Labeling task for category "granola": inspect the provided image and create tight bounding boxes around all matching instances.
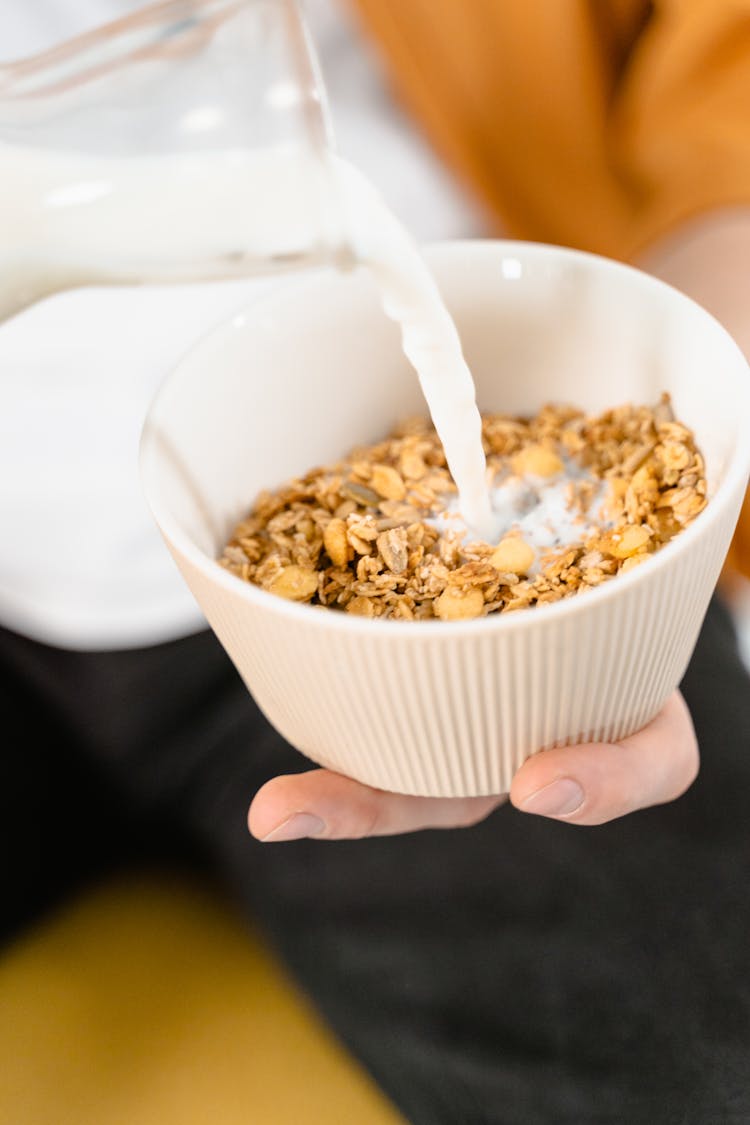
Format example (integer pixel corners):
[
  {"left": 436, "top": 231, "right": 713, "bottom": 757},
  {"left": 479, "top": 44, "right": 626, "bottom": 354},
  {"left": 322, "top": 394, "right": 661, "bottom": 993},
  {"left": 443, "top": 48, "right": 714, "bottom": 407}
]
[{"left": 219, "top": 395, "right": 707, "bottom": 620}]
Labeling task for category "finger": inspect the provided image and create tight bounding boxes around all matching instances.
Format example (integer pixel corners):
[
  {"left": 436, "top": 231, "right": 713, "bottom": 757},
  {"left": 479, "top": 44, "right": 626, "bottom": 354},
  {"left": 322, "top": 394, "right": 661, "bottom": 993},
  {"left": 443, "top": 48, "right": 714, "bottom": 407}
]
[
  {"left": 510, "top": 692, "right": 699, "bottom": 826},
  {"left": 249, "top": 768, "right": 505, "bottom": 842}
]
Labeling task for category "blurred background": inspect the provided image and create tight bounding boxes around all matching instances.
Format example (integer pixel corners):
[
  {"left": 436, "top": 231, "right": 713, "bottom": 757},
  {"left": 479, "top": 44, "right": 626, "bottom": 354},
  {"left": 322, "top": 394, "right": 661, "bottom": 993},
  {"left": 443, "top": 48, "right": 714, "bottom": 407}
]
[{"left": 1, "top": 2, "right": 749, "bottom": 1123}]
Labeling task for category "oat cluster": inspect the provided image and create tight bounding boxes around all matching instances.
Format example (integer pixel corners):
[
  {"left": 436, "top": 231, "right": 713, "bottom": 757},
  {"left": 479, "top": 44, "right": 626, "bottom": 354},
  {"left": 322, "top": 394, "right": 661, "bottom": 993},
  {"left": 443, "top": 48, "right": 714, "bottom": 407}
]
[{"left": 219, "top": 396, "right": 706, "bottom": 621}]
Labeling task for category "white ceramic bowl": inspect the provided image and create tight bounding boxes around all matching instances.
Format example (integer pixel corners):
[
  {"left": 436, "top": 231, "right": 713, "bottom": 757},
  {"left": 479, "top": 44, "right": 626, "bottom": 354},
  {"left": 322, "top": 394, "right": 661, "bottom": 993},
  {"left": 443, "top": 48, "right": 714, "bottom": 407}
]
[{"left": 140, "top": 241, "right": 750, "bottom": 796}]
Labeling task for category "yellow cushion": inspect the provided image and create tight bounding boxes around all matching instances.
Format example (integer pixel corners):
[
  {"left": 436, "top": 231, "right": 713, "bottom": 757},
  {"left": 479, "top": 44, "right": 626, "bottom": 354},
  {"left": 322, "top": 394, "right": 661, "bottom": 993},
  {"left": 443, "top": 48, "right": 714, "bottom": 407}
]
[{"left": 0, "top": 875, "right": 404, "bottom": 1125}]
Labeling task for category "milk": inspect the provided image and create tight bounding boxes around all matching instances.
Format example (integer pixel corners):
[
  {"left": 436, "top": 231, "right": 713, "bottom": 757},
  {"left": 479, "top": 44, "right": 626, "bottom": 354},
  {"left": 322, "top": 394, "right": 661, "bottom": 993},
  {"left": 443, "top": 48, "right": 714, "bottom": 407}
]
[
  {"left": 0, "top": 144, "right": 346, "bottom": 306},
  {"left": 434, "top": 461, "right": 612, "bottom": 573},
  {"left": 330, "top": 158, "right": 497, "bottom": 540},
  {"left": 0, "top": 140, "right": 497, "bottom": 538}
]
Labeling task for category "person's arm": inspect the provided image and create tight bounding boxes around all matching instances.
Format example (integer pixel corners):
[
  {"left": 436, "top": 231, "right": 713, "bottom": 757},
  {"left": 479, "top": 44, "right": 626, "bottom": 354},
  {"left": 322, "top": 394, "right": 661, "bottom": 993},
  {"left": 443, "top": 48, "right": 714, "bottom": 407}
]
[
  {"left": 637, "top": 209, "right": 750, "bottom": 363},
  {"left": 638, "top": 209, "right": 750, "bottom": 581}
]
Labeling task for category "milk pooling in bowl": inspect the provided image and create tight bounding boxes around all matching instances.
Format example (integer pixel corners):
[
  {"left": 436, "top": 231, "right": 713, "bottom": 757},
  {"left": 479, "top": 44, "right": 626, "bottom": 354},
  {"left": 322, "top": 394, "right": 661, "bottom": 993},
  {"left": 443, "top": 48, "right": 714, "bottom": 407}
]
[{"left": 0, "top": 140, "right": 498, "bottom": 540}]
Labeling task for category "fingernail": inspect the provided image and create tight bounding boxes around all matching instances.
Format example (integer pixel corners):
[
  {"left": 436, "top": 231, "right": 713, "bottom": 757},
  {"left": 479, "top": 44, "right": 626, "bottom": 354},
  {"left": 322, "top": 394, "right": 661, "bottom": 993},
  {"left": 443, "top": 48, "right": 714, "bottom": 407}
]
[
  {"left": 262, "top": 812, "right": 326, "bottom": 842},
  {"left": 520, "top": 778, "right": 584, "bottom": 818}
]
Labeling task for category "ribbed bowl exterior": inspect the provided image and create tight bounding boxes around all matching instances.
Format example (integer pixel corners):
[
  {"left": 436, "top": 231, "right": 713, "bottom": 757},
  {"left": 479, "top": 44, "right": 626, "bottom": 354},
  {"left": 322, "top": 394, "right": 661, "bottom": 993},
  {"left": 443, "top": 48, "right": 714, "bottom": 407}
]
[
  {"left": 141, "top": 241, "right": 750, "bottom": 797},
  {"left": 166, "top": 476, "right": 741, "bottom": 796}
]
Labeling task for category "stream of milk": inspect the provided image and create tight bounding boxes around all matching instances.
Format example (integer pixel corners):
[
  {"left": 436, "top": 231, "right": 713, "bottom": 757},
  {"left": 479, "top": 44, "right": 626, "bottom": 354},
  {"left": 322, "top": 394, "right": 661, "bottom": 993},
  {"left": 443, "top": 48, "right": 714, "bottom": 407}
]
[{"left": 0, "top": 141, "right": 498, "bottom": 538}]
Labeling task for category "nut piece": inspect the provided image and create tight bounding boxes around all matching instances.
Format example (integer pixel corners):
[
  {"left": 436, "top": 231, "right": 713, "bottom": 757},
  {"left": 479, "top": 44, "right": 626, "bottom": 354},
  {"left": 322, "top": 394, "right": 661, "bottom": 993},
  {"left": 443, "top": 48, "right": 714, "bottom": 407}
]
[
  {"left": 434, "top": 587, "right": 485, "bottom": 621},
  {"left": 268, "top": 565, "right": 318, "bottom": 601},
  {"left": 378, "top": 500, "right": 423, "bottom": 523},
  {"left": 377, "top": 527, "right": 409, "bottom": 574},
  {"left": 511, "top": 444, "right": 564, "bottom": 478},
  {"left": 334, "top": 498, "right": 357, "bottom": 520},
  {"left": 490, "top": 536, "right": 535, "bottom": 576},
  {"left": 601, "top": 524, "right": 651, "bottom": 559},
  {"left": 371, "top": 463, "right": 407, "bottom": 501},
  {"left": 347, "top": 532, "right": 374, "bottom": 556},
  {"left": 323, "top": 518, "right": 349, "bottom": 568},
  {"left": 620, "top": 554, "right": 648, "bottom": 573},
  {"left": 347, "top": 595, "right": 377, "bottom": 617},
  {"left": 399, "top": 449, "right": 427, "bottom": 480},
  {"left": 347, "top": 516, "right": 379, "bottom": 556}
]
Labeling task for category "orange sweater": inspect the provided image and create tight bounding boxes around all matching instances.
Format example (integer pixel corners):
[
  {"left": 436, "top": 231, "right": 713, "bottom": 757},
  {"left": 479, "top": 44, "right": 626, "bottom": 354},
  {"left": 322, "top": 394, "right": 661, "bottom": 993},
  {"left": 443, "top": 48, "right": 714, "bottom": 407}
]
[{"left": 351, "top": 0, "right": 750, "bottom": 574}]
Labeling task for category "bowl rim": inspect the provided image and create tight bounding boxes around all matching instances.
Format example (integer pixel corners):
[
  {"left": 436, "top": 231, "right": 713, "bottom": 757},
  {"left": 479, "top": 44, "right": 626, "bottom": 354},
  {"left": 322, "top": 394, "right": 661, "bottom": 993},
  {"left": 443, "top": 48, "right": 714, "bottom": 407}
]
[{"left": 140, "top": 238, "right": 750, "bottom": 640}]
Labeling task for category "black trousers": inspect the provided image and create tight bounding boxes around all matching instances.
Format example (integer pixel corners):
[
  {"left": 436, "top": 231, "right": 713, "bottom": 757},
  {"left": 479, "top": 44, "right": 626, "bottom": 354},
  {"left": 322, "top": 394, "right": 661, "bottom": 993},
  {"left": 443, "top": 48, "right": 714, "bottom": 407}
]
[{"left": 2, "top": 597, "right": 750, "bottom": 1125}]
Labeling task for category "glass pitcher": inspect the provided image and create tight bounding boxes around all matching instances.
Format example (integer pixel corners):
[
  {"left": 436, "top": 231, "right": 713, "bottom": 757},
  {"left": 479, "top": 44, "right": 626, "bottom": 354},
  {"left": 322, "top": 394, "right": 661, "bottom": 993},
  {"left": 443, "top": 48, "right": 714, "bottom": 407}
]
[{"left": 0, "top": 0, "right": 352, "bottom": 322}]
